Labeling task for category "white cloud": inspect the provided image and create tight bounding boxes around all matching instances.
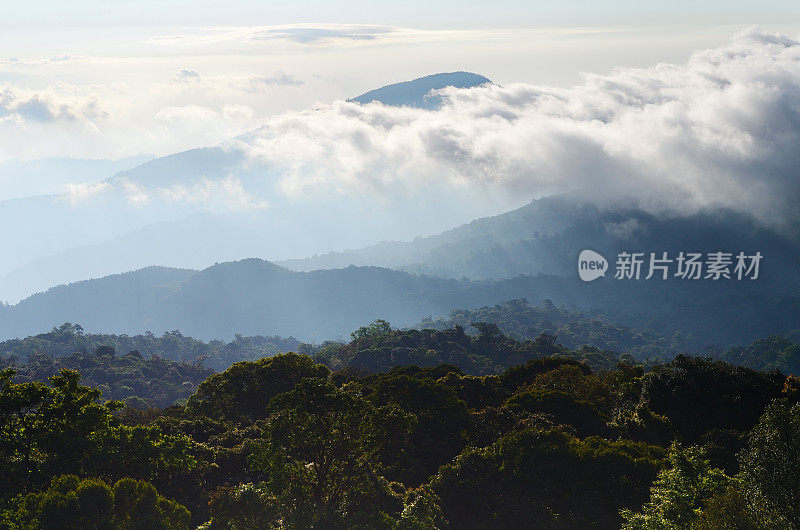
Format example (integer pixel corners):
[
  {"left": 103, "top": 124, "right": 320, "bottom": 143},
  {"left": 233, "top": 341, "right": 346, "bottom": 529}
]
[
  {"left": 235, "top": 27, "right": 800, "bottom": 229},
  {"left": 62, "top": 181, "right": 112, "bottom": 205},
  {"left": 244, "top": 72, "right": 303, "bottom": 89},
  {"left": 223, "top": 104, "right": 255, "bottom": 122},
  {"left": 1, "top": 54, "right": 82, "bottom": 66},
  {"left": 148, "top": 23, "right": 510, "bottom": 51},
  {"left": 119, "top": 178, "right": 150, "bottom": 205},
  {"left": 5, "top": 27, "right": 800, "bottom": 232},
  {"left": 153, "top": 104, "right": 218, "bottom": 124},
  {"left": 151, "top": 24, "right": 401, "bottom": 47},
  {"left": 0, "top": 84, "right": 107, "bottom": 123},
  {"left": 67, "top": 174, "right": 267, "bottom": 212},
  {"left": 175, "top": 68, "right": 201, "bottom": 82},
  {"left": 0, "top": 66, "right": 306, "bottom": 161},
  {"left": 157, "top": 175, "right": 269, "bottom": 211},
  {"left": 148, "top": 23, "right": 637, "bottom": 51},
  {"left": 161, "top": 71, "right": 303, "bottom": 96}
]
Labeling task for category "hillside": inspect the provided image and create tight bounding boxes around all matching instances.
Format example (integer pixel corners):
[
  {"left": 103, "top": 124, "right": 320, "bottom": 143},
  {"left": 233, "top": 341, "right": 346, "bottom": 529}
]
[
  {"left": 0, "top": 72, "right": 506, "bottom": 304},
  {"left": 349, "top": 71, "right": 492, "bottom": 108},
  {"left": 4, "top": 331, "right": 800, "bottom": 528},
  {"left": 2, "top": 257, "right": 799, "bottom": 348},
  {"left": 1, "top": 343, "right": 212, "bottom": 408},
  {"left": 0, "top": 155, "right": 151, "bottom": 201},
  {"left": 280, "top": 194, "right": 800, "bottom": 284},
  {"left": 414, "top": 299, "right": 700, "bottom": 359},
  {"left": 0, "top": 322, "right": 300, "bottom": 372}
]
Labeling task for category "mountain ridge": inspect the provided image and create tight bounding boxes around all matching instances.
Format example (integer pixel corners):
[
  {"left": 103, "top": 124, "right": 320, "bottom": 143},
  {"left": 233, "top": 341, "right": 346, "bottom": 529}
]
[
  {"left": 349, "top": 71, "right": 492, "bottom": 109},
  {"left": 2, "top": 255, "right": 798, "bottom": 348}
]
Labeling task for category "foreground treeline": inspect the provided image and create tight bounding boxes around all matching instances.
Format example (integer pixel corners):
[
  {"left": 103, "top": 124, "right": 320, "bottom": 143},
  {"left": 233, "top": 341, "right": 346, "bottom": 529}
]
[{"left": 2, "top": 323, "right": 800, "bottom": 529}]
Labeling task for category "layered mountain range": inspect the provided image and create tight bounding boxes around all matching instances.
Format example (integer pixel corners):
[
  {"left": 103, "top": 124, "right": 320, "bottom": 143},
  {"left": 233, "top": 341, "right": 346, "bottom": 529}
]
[{"left": 1, "top": 71, "right": 798, "bottom": 350}]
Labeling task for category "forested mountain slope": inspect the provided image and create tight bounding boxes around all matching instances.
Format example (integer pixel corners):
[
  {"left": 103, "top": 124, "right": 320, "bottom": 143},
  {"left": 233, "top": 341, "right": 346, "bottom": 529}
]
[{"left": 2, "top": 257, "right": 799, "bottom": 348}]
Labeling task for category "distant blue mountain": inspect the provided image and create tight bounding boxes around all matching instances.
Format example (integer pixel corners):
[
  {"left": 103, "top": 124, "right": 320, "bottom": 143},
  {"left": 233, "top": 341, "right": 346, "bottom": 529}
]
[
  {"left": 0, "top": 72, "right": 496, "bottom": 296},
  {"left": 1, "top": 251, "right": 798, "bottom": 346},
  {"left": 0, "top": 155, "right": 151, "bottom": 201},
  {"left": 349, "top": 72, "right": 491, "bottom": 109}
]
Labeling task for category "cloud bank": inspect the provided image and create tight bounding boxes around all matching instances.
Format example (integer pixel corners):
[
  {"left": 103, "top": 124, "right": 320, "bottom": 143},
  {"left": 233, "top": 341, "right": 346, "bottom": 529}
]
[
  {"left": 0, "top": 84, "right": 106, "bottom": 123},
  {"left": 236, "top": 27, "right": 800, "bottom": 229},
  {"left": 149, "top": 24, "right": 490, "bottom": 49}
]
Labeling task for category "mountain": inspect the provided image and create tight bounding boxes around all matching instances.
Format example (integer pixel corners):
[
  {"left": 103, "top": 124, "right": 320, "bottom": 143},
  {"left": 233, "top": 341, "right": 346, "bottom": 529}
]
[
  {"left": 349, "top": 72, "right": 491, "bottom": 109},
  {"left": 0, "top": 259, "right": 470, "bottom": 341},
  {"left": 1, "top": 73, "right": 798, "bottom": 318},
  {"left": 279, "top": 194, "right": 800, "bottom": 286},
  {"left": 0, "top": 214, "right": 267, "bottom": 304},
  {"left": 0, "top": 73, "right": 510, "bottom": 302},
  {"left": 0, "top": 155, "right": 151, "bottom": 201},
  {"left": 1, "top": 257, "right": 799, "bottom": 348},
  {"left": 279, "top": 194, "right": 584, "bottom": 274}
]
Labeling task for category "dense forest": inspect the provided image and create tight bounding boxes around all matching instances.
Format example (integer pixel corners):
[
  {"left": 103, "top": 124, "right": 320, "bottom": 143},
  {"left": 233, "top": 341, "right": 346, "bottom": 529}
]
[
  {"left": 1, "top": 320, "right": 800, "bottom": 528},
  {"left": 0, "top": 323, "right": 301, "bottom": 371},
  {"left": 415, "top": 299, "right": 800, "bottom": 373},
  {"left": 414, "top": 299, "right": 701, "bottom": 359}
]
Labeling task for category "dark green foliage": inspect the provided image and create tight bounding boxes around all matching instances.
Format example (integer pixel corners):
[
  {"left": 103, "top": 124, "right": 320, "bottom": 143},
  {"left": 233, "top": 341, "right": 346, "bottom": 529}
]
[
  {"left": 367, "top": 374, "right": 471, "bottom": 486},
  {"left": 0, "top": 369, "right": 205, "bottom": 525},
  {"left": 720, "top": 335, "right": 800, "bottom": 375},
  {"left": 640, "top": 355, "right": 786, "bottom": 441},
  {"left": 204, "top": 483, "right": 280, "bottom": 529},
  {"left": 186, "top": 353, "right": 330, "bottom": 424},
  {"left": 243, "top": 379, "right": 413, "bottom": 528},
  {"left": 417, "top": 298, "right": 698, "bottom": 359},
  {"left": 505, "top": 389, "right": 610, "bottom": 437},
  {"left": 0, "top": 369, "right": 120, "bottom": 500},
  {"left": 4, "top": 474, "right": 189, "bottom": 530},
  {"left": 620, "top": 444, "right": 731, "bottom": 529},
  {"left": 435, "top": 372, "right": 506, "bottom": 410},
  {"left": 0, "top": 323, "right": 300, "bottom": 372},
  {"left": 431, "top": 428, "right": 664, "bottom": 529},
  {"left": 2, "top": 346, "right": 212, "bottom": 408},
  {"left": 3, "top": 322, "right": 799, "bottom": 529},
  {"left": 739, "top": 399, "right": 800, "bottom": 528},
  {"left": 324, "top": 320, "right": 619, "bottom": 375},
  {"left": 698, "top": 429, "right": 746, "bottom": 476},
  {"left": 500, "top": 356, "right": 591, "bottom": 391},
  {"left": 694, "top": 483, "right": 764, "bottom": 530}
]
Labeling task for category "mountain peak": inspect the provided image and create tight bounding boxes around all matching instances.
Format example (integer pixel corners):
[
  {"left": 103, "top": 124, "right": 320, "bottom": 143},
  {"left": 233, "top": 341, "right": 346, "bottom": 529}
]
[
  {"left": 204, "top": 258, "right": 289, "bottom": 275},
  {"left": 349, "top": 72, "right": 491, "bottom": 109}
]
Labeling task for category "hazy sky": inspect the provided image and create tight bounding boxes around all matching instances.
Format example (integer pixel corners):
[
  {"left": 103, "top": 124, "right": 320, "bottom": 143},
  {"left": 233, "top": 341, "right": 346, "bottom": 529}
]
[{"left": 1, "top": 2, "right": 799, "bottom": 161}]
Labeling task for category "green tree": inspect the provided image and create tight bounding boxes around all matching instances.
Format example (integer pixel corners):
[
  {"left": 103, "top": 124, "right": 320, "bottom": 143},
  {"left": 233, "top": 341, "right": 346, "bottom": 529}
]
[
  {"left": 186, "top": 353, "right": 330, "bottom": 423},
  {"left": 432, "top": 427, "right": 662, "bottom": 529},
  {"left": 112, "top": 477, "right": 190, "bottom": 529},
  {"left": 641, "top": 356, "right": 784, "bottom": 442},
  {"left": 693, "top": 483, "right": 763, "bottom": 530},
  {"left": 203, "top": 483, "right": 280, "bottom": 530},
  {"left": 368, "top": 374, "right": 471, "bottom": 486},
  {"left": 5, "top": 475, "right": 189, "bottom": 530},
  {"left": 739, "top": 399, "right": 800, "bottom": 528},
  {"left": 620, "top": 444, "right": 731, "bottom": 529},
  {"left": 0, "top": 369, "right": 122, "bottom": 499},
  {"left": 0, "top": 368, "right": 203, "bottom": 520},
  {"left": 351, "top": 320, "right": 393, "bottom": 342},
  {"left": 247, "top": 379, "right": 413, "bottom": 528}
]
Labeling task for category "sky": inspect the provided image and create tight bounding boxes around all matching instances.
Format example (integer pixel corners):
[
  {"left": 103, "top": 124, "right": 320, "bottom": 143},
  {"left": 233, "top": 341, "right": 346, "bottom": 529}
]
[
  {"left": 1, "top": 2, "right": 800, "bottom": 304},
  {"left": 2, "top": 1, "right": 800, "bottom": 162}
]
